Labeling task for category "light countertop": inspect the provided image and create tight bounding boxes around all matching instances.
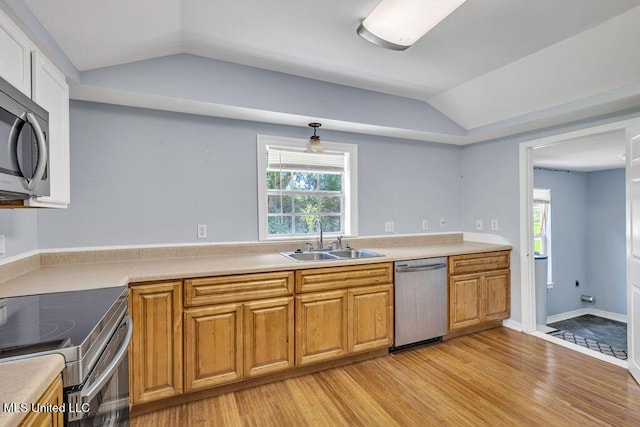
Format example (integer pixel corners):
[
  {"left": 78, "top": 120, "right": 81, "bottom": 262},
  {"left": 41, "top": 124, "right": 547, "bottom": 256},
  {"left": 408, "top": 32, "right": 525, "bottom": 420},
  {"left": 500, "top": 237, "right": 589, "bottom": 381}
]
[
  {"left": 0, "top": 354, "right": 65, "bottom": 427},
  {"left": 0, "top": 240, "right": 511, "bottom": 298}
]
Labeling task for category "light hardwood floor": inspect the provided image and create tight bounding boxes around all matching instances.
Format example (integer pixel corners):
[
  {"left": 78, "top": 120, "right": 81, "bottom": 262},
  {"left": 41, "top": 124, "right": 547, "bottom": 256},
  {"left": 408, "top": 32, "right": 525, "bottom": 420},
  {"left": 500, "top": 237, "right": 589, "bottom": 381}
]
[{"left": 131, "top": 327, "right": 640, "bottom": 426}]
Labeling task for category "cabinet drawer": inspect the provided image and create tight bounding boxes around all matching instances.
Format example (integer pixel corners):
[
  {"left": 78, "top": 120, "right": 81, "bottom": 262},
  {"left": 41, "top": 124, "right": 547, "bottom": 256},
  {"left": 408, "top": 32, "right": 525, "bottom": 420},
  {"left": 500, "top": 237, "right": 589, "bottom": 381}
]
[
  {"left": 295, "top": 263, "right": 393, "bottom": 293},
  {"left": 449, "top": 251, "right": 510, "bottom": 275},
  {"left": 184, "top": 271, "right": 294, "bottom": 306}
]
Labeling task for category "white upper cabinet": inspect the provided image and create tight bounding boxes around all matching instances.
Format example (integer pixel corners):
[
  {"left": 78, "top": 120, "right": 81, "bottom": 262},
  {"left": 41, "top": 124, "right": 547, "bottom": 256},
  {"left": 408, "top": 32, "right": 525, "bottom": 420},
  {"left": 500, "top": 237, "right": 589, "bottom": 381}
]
[
  {"left": 26, "top": 51, "right": 70, "bottom": 208},
  {"left": 0, "top": 7, "right": 70, "bottom": 208},
  {"left": 0, "top": 8, "right": 32, "bottom": 97}
]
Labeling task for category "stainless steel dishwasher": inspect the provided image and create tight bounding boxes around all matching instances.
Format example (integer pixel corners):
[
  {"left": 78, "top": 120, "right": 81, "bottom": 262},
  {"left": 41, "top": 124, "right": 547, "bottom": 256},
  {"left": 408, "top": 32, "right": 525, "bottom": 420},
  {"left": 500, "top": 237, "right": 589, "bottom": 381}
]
[{"left": 393, "top": 257, "right": 448, "bottom": 349}]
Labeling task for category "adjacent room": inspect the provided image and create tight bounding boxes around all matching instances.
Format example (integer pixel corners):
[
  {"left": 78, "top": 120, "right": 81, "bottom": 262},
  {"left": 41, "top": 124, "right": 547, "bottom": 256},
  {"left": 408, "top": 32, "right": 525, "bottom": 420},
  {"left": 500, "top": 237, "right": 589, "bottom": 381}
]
[{"left": 531, "top": 130, "right": 628, "bottom": 362}]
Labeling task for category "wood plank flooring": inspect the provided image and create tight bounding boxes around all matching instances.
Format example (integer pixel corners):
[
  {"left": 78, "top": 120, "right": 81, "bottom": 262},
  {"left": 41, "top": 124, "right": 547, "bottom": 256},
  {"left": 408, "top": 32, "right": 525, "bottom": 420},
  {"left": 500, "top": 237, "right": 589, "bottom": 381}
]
[{"left": 131, "top": 327, "right": 640, "bottom": 426}]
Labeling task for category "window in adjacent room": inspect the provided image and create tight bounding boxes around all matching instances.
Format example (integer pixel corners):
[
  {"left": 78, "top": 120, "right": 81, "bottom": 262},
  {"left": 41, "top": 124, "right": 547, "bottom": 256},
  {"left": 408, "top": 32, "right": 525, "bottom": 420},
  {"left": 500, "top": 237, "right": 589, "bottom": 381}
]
[
  {"left": 257, "top": 135, "right": 358, "bottom": 240},
  {"left": 533, "top": 187, "right": 553, "bottom": 283},
  {"left": 533, "top": 188, "right": 551, "bottom": 256}
]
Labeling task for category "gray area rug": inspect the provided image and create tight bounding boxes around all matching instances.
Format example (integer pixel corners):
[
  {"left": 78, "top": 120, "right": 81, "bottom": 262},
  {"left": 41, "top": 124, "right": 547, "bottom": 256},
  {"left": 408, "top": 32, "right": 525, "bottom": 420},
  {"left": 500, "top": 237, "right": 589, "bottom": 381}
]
[
  {"left": 547, "top": 314, "right": 627, "bottom": 349},
  {"left": 548, "top": 329, "right": 627, "bottom": 360}
]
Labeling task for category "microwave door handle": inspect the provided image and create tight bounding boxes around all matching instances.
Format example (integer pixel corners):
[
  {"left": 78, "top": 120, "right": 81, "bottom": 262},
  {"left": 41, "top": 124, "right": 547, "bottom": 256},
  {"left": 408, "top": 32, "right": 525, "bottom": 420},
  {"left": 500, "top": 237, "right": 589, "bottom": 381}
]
[
  {"left": 25, "top": 112, "right": 48, "bottom": 191},
  {"left": 79, "top": 315, "right": 133, "bottom": 404},
  {"left": 7, "top": 115, "right": 25, "bottom": 175}
]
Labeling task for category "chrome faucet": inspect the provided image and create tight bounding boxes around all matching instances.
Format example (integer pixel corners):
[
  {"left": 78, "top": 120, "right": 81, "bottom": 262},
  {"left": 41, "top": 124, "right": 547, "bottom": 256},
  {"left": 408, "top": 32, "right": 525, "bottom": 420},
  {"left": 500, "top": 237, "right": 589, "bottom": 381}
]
[{"left": 315, "top": 218, "right": 324, "bottom": 250}]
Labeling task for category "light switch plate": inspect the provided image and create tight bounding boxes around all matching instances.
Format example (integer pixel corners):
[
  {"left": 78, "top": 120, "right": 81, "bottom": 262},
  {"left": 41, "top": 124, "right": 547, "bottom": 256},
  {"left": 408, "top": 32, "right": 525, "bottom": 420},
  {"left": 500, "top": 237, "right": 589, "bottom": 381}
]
[
  {"left": 440, "top": 219, "right": 446, "bottom": 228},
  {"left": 475, "top": 220, "right": 483, "bottom": 231}
]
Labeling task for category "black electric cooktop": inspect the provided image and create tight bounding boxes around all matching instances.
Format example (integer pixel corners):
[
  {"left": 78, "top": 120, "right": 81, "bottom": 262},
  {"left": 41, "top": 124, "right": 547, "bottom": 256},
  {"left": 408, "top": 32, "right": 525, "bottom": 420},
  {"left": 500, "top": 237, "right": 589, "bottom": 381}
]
[{"left": 0, "top": 286, "right": 127, "bottom": 360}]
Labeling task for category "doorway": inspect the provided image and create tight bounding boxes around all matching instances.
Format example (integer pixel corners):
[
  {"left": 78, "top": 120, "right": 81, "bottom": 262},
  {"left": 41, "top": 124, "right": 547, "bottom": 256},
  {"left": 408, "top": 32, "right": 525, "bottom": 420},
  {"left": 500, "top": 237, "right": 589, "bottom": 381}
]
[{"left": 519, "top": 119, "right": 638, "bottom": 368}]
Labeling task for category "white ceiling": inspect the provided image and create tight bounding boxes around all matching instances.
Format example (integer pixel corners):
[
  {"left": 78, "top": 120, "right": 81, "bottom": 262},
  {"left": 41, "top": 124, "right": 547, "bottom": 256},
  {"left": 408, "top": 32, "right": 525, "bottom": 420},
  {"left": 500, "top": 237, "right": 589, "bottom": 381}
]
[
  {"left": 532, "top": 129, "right": 626, "bottom": 172},
  {"left": 18, "top": 0, "right": 640, "bottom": 135}
]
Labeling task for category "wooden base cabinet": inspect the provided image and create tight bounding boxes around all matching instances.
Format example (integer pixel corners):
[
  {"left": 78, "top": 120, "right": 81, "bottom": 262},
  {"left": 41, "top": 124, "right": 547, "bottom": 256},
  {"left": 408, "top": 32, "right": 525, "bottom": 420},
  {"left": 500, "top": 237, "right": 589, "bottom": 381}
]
[
  {"left": 184, "top": 303, "right": 243, "bottom": 391},
  {"left": 296, "top": 264, "right": 394, "bottom": 366},
  {"left": 349, "top": 284, "right": 393, "bottom": 353},
  {"left": 295, "top": 290, "right": 348, "bottom": 366},
  {"left": 129, "top": 281, "right": 183, "bottom": 405},
  {"left": 19, "top": 375, "right": 63, "bottom": 427},
  {"left": 244, "top": 297, "right": 294, "bottom": 378},
  {"left": 184, "top": 297, "right": 294, "bottom": 391},
  {"left": 448, "top": 251, "right": 510, "bottom": 332}
]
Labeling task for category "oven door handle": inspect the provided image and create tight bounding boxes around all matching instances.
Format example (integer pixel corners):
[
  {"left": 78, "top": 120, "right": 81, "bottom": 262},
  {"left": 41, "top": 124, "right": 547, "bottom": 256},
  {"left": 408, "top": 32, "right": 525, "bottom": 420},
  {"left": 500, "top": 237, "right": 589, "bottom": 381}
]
[{"left": 80, "top": 315, "right": 132, "bottom": 403}]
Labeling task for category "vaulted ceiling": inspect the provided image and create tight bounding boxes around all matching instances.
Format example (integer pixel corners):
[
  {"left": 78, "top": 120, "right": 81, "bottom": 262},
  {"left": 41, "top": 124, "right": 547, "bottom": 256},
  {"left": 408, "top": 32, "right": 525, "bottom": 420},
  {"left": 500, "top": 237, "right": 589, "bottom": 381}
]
[{"left": 16, "top": 0, "right": 640, "bottom": 143}]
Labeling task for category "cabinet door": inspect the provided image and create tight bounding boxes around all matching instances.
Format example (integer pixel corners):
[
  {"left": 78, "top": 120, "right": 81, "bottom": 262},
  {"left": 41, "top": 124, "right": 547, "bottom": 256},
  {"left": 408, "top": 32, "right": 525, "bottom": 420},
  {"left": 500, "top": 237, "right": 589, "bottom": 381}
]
[
  {"left": 19, "top": 375, "right": 63, "bottom": 427},
  {"left": 295, "top": 290, "right": 348, "bottom": 366},
  {"left": 244, "top": 297, "right": 294, "bottom": 377},
  {"left": 129, "top": 282, "right": 183, "bottom": 404},
  {"left": 26, "top": 51, "right": 70, "bottom": 208},
  {"left": 483, "top": 269, "right": 511, "bottom": 321},
  {"left": 184, "top": 304, "right": 243, "bottom": 391},
  {"left": 0, "top": 8, "right": 32, "bottom": 97},
  {"left": 449, "top": 274, "right": 482, "bottom": 330},
  {"left": 348, "top": 284, "right": 393, "bottom": 353}
]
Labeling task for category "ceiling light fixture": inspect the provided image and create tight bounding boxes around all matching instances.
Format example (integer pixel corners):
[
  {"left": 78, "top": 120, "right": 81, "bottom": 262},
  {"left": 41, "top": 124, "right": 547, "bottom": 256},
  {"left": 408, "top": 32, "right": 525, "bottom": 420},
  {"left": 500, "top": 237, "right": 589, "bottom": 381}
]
[
  {"left": 305, "top": 123, "right": 325, "bottom": 153},
  {"left": 357, "top": 0, "right": 467, "bottom": 51}
]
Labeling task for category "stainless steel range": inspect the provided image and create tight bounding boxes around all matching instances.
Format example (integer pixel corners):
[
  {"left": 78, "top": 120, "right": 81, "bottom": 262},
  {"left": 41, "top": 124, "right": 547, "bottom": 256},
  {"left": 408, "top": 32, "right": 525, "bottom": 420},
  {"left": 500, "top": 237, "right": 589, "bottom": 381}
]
[{"left": 0, "top": 286, "right": 131, "bottom": 426}]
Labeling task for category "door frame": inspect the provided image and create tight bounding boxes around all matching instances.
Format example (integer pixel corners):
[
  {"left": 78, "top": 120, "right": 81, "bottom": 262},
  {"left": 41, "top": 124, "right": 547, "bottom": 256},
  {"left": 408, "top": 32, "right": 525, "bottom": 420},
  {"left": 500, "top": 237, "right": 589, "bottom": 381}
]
[{"left": 518, "top": 118, "right": 640, "bottom": 350}]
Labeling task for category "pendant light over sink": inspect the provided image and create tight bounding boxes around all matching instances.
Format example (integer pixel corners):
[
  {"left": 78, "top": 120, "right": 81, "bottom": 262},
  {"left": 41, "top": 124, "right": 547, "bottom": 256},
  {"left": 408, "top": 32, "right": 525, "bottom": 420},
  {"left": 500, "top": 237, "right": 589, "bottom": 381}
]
[
  {"left": 305, "top": 122, "right": 325, "bottom": 153},
  {"left": 357, "top": 0, "right": 467, "bottom": 51}
]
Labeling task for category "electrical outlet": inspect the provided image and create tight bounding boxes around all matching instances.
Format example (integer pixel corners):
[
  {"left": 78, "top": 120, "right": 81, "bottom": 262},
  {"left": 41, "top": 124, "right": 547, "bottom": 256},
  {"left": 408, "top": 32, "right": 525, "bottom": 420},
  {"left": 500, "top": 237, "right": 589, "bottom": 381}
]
[
  {"left": 384, "top": 221, "right": 394, "bottom": 232},
  {"left": 475, "top": 220, "right": 483, "bottom": 231},
  {"left": 440, "top": 219, "right": 446, "bottom": 229},
  {"left": 491, "top": 219, "right": 499, "bottom": 231},
  {"left": 0, "top": 233, "right": 4, "bottom": 256},
  {"left": 422, "top": 220, "right": 429, "bottom": 230},
  {"left": 197, "top": 224, "right": 207, "bottom": 239}
]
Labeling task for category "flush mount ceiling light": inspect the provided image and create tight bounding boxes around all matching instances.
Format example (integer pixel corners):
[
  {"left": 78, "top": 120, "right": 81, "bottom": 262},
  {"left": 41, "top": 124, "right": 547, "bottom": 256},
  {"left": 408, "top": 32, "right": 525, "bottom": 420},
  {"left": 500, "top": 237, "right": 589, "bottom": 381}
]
[
  {"left": 305, "top": 122, "right": 325, "bottom": 153},
  {"left": 357, "top": 0, "right": 467, "bottom": 51}
]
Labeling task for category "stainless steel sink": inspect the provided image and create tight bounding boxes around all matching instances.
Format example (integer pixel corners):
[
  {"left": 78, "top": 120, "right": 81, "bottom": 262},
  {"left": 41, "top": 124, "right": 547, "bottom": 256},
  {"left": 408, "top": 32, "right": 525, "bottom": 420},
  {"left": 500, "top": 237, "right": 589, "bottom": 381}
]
[
  {"left": 281, "top": 251, "right": 338, "bottom": 262},
  {"left": 328, "top": 249, "right": 383, "bottom": 259},
  {"left": 281, "top": 248, "right": 383, "bottom": 262}
]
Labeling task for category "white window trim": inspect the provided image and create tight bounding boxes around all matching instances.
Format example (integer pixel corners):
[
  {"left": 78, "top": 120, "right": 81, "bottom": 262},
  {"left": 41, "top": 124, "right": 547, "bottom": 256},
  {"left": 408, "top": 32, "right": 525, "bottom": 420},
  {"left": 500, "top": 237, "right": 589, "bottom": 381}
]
[
  {"left": 534, "top": 188, "right": 553, "bottom": 285},
  {"left": 257, "top": 134, "right": 358, "bottom": 241}
]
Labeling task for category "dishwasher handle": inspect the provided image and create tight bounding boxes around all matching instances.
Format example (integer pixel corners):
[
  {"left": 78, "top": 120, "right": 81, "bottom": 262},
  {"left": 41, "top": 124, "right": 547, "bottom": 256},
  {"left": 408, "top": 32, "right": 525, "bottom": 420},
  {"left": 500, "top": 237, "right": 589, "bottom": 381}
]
[{"left": 395, "top": 263, "right": 447, "bottom": 273}]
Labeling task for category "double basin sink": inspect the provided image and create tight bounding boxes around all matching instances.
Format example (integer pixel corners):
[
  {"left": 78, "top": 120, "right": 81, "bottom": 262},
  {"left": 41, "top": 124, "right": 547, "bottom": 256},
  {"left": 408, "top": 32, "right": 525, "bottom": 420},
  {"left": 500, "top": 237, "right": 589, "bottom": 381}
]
[{"left": 281, "top": 248, "right": 383, "bottom": 262}]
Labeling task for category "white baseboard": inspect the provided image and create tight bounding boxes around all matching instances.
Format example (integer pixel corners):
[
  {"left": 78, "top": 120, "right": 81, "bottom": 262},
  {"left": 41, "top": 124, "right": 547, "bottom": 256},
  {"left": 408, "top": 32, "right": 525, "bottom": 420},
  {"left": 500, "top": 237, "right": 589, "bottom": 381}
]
[
  {"left": 502, "top": 318, "right": 522, "bottom": 331},
  {"left": 588, "top": 308, "right": 628, "bottom": 323},
  {"left": 546, "top": 307, "right": 627, "bottom": 324},
  {"left": 546, "top": 308, "right": 590, "bottom": 324}
]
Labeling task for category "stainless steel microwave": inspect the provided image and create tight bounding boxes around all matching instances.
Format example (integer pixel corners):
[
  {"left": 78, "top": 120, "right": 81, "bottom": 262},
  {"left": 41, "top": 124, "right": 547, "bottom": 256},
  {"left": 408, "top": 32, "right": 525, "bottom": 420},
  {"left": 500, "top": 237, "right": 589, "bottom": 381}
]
[{"left": 0, "top": 75, "right": 50, "bottom": 200}]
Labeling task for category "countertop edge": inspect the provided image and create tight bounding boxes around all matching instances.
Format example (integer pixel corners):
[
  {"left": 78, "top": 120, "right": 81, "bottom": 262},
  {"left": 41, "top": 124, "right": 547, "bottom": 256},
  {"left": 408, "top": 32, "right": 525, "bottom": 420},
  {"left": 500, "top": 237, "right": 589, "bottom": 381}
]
[{"left": 0, "top": 354, "right": 65, "bottom": 427}]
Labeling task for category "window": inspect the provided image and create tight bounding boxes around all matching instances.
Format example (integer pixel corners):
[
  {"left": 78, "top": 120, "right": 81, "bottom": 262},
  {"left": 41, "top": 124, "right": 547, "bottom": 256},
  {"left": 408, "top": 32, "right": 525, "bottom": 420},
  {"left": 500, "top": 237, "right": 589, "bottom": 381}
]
[
  {"left": 257, "top": 135, "right": 357, "bottom": 240},
  {"left": 533, "top": 188, "right": 550, "bottom": 255}
]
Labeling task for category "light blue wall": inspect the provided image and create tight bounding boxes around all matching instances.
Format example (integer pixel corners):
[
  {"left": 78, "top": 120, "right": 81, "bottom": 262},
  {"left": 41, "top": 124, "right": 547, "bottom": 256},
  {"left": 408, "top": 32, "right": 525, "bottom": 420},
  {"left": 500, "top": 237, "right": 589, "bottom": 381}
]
[
  {"left": 0, "top": 210, "right": 38, "bottom": 258},
  {"left": 586, "top": 168, "right": 626, "bottom": 314},
  {"left": 534, "top": 168, "right": 589, "bottom": 316},
  {"left": 79, "top": 54, "right": 465, "bottom": 136},
  {"left": 461, "top": 139, "right": 522, "bottom": 321},
  {"left": 532, "top": 168, "right": 626, "bottom": 317},
  {"left": 35, "top": 101, "right": 463, "bottom": 249}
]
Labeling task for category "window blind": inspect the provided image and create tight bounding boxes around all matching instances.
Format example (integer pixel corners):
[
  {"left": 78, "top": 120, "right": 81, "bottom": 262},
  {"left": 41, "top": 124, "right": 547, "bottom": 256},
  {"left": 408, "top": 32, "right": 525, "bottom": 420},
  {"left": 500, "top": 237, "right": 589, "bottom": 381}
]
[{"left": 267, "top": 146, "right": 345, "bottom": 172}]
